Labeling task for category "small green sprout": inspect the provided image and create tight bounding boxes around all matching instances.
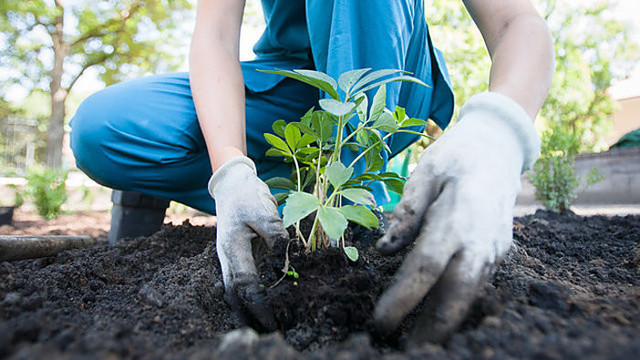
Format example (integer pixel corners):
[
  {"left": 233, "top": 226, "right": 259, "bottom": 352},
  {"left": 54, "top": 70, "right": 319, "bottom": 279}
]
[{"left": 286, "top": 267, "right": 300, "bottom": 279}]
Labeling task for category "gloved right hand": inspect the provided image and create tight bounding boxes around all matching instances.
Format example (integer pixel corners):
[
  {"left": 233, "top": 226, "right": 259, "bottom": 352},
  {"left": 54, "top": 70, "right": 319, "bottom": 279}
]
[{"left": 208, "top": 156, "right": 288, "bottom": 331}]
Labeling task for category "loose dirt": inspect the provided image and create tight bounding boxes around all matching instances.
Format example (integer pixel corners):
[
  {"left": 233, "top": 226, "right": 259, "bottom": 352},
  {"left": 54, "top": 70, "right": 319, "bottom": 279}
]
[{"left": 1, "top": 210, "right": 639, "bottom": 359}]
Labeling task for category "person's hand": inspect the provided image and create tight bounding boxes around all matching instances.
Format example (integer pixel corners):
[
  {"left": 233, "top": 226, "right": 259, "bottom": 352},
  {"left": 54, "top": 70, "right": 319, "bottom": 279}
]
[
  {"left": 373, "top": 92, "right": 540, "bottom": 345},
  {"left": 208, "top": 156, "right": 288, "bottom": 332}
]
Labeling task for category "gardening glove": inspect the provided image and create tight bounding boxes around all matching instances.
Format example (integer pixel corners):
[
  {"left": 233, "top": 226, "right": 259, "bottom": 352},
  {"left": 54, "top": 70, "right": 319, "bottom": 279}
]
[
  {"left": 208, "top": 156, "right": 288, "bottom": 332},
  {"left": 374, "top": 92, "right": 540, "bottom": 345}
]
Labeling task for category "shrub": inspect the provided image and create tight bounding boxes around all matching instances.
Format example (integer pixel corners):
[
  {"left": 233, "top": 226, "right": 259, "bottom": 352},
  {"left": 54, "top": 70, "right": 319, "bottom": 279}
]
[
  {"left": 25, "top": 167, "right": 69, "bottom": 219},
  {"left": 530, "top": 128, "right": 603, "bottom": 213}
]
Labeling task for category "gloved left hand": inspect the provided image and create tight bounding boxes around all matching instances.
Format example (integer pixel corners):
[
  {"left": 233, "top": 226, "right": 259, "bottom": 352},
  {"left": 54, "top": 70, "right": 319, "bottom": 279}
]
[
  {"left": 208, "top": 156, "right": 288, "bottom": 331},
  {"left": 373, "top": 92, "right": 540, "bottom": 345}
]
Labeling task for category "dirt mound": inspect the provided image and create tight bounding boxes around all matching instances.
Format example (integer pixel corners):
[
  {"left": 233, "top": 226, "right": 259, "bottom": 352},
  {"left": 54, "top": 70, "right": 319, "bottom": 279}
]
[{"left": 1, "top": 212, "right": 639, "bottom": 359}]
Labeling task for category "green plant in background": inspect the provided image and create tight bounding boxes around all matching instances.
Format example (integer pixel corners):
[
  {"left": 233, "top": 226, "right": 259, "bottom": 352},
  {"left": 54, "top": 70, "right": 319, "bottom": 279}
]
[
  {"left": 530, "top": 128, "right": 604, "bottom": 213},
  {"left": 261, "top": 68, "right": 431, "bottom": 255},
  {"left": 6, "top": 184, "right": 24, "bottom": 208},
  {"left": 25, "top": 168, "right": 69, "bottom": 219}
]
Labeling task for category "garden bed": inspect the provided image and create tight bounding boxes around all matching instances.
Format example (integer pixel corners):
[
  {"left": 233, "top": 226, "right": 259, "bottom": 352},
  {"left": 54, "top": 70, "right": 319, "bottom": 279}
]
[{"left": 1, "top": 210, "right": 639, "bottom": 359}]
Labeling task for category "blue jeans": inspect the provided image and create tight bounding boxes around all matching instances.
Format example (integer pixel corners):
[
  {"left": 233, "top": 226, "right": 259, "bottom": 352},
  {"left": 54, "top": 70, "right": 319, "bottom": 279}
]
[{"left": 70, "top": 72, "right": 319, "bottom": 214}]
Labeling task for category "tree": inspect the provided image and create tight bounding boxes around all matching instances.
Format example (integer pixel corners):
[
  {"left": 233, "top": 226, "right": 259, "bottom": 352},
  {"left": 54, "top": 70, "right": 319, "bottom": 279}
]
[
  {"left": 0, "top": 0, "right": 193, "bottom": 169},
  {"left": 537, "top": 0, "right": 637, "bottom": 151}
]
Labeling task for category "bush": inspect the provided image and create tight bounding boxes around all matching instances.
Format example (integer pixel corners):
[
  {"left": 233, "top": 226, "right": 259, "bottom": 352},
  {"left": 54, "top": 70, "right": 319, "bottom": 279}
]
[
  {"left": 25, "top": 167, "right": 69, "bottom": 219},
  {"left": 530, "top": 128, "right": 603, "bottom": 213}
]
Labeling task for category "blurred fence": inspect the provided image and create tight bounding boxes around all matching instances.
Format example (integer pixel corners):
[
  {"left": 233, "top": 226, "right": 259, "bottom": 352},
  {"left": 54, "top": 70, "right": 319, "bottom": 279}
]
[{"left": 1, "top": 117, "right": 38, "bottom": 175}]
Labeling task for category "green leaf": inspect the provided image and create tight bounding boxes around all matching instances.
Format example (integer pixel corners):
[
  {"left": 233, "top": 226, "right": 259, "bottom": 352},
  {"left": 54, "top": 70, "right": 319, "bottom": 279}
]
[
  {"left": 355, "top": 75, "right": 429, "bottom": 95},
  {"left": 338, "top": 68, "right": 371, "bottom": 94},
  {"left": 291, "top": 122, "right": 318, "bottom": 138},
  {"left": 400, "top": 118, "right": 427, "bottom": 127},
  {"left": 379, "top": 172, "right": 404, "bottom": 179},
  {"left": 350, "top": 69, "right": 407, "bottom": 96},
  {"left": 393, "top": 106, "right": 406, "bottom": 122},
  {"left": 301, "top": 167, "right": 317, "bottom": 189},
  {"left": 300, "top": 107, "right": 315, "bottom": 124},
  {"left": 265, "top": 177, "right": 297, "bottom": 191},
  {"left": 311, "top": 111, "right": 334, "bottom": 142},
  {"left": 343, "top": 246, "right": 359, "bottom": 262},
  {"left": 265, "top": 148, "right": 291, "bottom": 158},
  {"left": 345, "top": 143, "right": 361, "bottom": 152},
  {"left": 338, "top": 205, "right": 379, "bottom": 229},
  {"left": 383, "top": 178, "right": 406, "bottom": 195},
  {"left": 355, "top": 130, "right": 368, "bottom": 149},
  {"left": 344, "top": 185, "right": 373, "bottom": 192},
  {"left": 285, "top": 123, "right": 302, "bottom": 151},
  {"left": 368, "top": 128, "right": 392, "bottom": 153},
  {"left": 259, "top": 69, "right": 340, "bottom": 100},
  {"left": 299, "top": 148, "right": 320, "bottom": 162},
  {"left": 355, "top": 93, "right": 369, "bottom": 123},
  {"left": 272, "top": 119, "right": 287, "bottom": 138},
  {"left": 365, "top": 151, "right": 385, "bottom": 173},
  {"left": 317, "top": 206, "right": 348, "bottom": 240},
  {"left": 369, "top": 84, "right": 387, "bottom": 122},
  {"left": 274, "top": 192, "right": 289, "bottom": 206},
  {"left": 347, "top": 173, "right": 383, "bottom": 184},
  {"left": 319, "top": 99, "right": 356, "bottom": 117},
  {"left": 297, "top": 133, "right": 316, "bottom": 148},
  {"left": 293, "top": 69, "right": 339, "bottom": 95},
  {"left": 339, "top": 188, "right": 376, "bottom": 206},
  {"left": 282, "top": 192, "right": 321, "bottom": 227},
  {"left": 326, "top": 161, "right": 354, "bottom": 189},
  {"left": 264, "top": 133, "right": 290, "bottom": 153},
  {"left": 373, "top": 111, "right": 398, "bottom": 133}
]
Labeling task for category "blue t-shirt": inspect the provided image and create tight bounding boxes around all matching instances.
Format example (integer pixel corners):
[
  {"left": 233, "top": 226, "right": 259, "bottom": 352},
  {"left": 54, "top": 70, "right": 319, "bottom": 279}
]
[{"left": 242, "top": 0, "right": 455, "bottom": 205}]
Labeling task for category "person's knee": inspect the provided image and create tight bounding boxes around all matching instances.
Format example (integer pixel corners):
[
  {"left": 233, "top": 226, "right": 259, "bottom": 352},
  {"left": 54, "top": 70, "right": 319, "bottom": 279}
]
[{"left": 70, "top": 89, "right": 118, "bottom": 183}]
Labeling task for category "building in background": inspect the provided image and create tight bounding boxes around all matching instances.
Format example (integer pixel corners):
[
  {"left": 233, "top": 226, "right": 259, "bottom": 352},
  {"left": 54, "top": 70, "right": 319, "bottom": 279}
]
[{"left": 607, "top": 66, "right": 640, "bottom": 147}]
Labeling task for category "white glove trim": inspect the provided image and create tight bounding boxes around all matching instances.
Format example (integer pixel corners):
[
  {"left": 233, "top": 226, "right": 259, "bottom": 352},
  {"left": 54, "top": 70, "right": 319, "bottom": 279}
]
[
  {"left": 208, "top": 156, "right": 258, "bottom": 199},
  {"left": 458, "top": 92, "right": 541, "bottom": 173}
]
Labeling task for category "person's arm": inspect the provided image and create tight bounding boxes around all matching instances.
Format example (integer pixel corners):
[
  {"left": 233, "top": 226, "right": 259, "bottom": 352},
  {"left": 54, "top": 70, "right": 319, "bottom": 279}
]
[
  {"left": 464, "top": 0, "right": 554, "bottom": 118},
  {"left": 190, "top": 0, "right": 247, "bottom": 171},
  {"left": 373, "top": 0, "right": 554, "bottom": 345},
  {"left": 190, "top": 0, "right": 286, "bottom": 331}
]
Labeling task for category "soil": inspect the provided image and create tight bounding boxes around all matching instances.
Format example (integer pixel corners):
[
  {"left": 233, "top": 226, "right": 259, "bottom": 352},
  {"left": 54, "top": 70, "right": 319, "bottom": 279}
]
[{"left": 1, "top": 210, "right": 639, "bottom": 359}]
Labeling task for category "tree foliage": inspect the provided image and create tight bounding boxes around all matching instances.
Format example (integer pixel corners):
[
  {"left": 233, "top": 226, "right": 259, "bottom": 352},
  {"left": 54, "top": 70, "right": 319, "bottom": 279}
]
[
  {"left": 0, "top": 0, "right": 194, "bottom": 168},
  {"left": 537, "top": 0, "right": 637, "bottom": 151},
  {"left": 423, "top": 0, "right": 637, "bottom": 152}
]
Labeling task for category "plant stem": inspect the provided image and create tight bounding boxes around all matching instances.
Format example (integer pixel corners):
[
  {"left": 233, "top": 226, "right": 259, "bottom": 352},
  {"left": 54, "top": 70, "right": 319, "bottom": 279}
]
[
  {"left": 290, "top": 153, "right": 308, "bottom": 245},
  {"left": 348, "top": 133, "right": 393, "bottom": 168},
  {"left": 292, "top": 151, "right": 302, "bottom": 192},
  {"left": 308, "top": 213, "right": 320, "bottom": 251}
]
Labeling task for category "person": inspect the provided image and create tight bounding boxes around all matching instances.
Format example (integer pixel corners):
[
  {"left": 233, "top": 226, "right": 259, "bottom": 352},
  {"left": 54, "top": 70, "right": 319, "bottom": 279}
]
[{"left": 70, "top": 0, "right": 553, "bottom": 345}]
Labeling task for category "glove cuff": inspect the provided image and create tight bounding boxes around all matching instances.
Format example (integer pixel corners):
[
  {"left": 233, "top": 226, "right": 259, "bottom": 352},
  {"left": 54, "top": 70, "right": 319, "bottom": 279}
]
[
  {"left": 459, "top": 92, "right": 541, "bottom": 173},
  {"left": 208, "top": 156, "right": 257, "bottom": 199}
]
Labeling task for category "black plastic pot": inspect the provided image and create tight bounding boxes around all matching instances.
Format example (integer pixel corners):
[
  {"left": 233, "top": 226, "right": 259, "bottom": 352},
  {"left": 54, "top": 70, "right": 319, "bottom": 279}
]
[{"left": 0, "top": 206, "right": 15, "bottom": 226}]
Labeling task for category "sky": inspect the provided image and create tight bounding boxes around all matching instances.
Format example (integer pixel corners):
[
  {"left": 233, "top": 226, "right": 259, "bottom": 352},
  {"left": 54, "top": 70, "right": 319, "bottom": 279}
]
[{"left": 607, "top": 0, "right": 640, "bottom": 99}]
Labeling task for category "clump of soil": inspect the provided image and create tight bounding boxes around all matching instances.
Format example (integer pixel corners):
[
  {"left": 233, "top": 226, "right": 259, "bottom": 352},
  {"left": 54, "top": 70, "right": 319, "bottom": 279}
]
[
  {"left": 1, "top": 211, "right": 639, "bottom": 359},
  {"left": 258, "top": 236, "right": 405, "bottom": 351}
]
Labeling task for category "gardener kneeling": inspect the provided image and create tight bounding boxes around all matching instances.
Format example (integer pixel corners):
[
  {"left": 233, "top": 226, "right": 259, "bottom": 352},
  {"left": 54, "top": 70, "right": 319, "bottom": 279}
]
[{"left": 70, "top": 0, "right": 553, "bottom": 345}]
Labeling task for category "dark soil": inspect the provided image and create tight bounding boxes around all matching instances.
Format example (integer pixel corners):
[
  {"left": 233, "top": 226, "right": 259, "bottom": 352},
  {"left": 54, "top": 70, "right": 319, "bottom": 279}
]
[{"left": 1, "top": 211, "right": 639, "bottom": 359}]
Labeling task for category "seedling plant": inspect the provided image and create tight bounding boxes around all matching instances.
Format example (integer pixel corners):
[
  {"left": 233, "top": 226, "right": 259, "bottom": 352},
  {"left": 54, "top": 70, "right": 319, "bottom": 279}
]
[
  {"left": 530, "top": 127, "right": 603, "bottom": 213},
  {"left": 260, "top": 68, "right": 432, "bottom": 259}
]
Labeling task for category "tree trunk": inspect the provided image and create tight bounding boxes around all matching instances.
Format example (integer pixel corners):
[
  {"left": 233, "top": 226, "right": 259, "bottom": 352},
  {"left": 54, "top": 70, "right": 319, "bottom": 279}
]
[{"left": 46, "top": 1, "right": 68, "bottom": 169}]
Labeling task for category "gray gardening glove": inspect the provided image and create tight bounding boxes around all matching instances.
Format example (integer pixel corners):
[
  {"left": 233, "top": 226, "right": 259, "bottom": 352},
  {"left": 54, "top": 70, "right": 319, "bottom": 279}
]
[
  {"left": 208, "top": 156, "right": 288, "bottom": 332},
  {"left": 374, "top": 92, "right": 540, "bottom": 345}
]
